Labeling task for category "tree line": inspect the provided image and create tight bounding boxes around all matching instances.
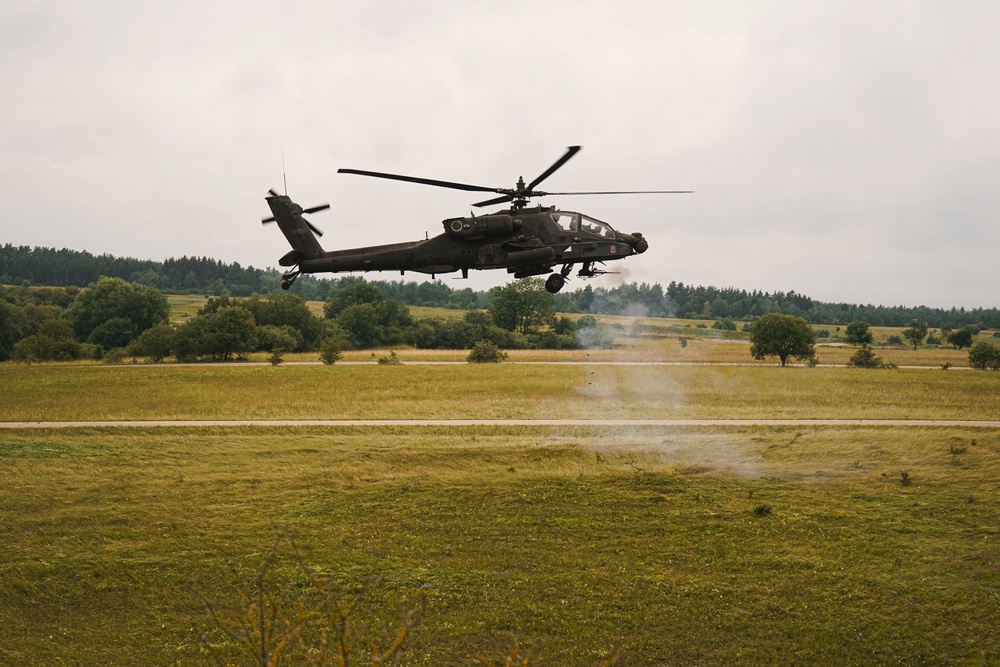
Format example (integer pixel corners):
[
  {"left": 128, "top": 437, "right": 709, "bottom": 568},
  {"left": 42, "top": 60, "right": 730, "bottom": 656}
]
[
  {"left": 0, "top": 276, "right": 592, "bottom": 363},
  {"left": 3, "top": 243, "right": 998, "bottom": 328}
]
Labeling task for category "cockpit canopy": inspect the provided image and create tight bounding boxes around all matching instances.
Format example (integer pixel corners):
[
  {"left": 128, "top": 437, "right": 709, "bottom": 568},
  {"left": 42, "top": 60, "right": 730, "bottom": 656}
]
[{"left": 550, "top": 211, "right": 616, "bottom": 239}]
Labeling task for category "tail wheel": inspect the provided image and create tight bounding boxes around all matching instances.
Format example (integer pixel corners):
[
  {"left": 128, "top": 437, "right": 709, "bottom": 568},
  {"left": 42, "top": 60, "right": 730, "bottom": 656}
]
[{"left": 545, "top": 273, "right": 565, "bottom": 293}]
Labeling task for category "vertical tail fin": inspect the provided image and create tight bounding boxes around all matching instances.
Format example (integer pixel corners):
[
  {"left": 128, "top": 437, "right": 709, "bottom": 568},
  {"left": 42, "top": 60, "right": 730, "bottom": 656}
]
[{"left": 262, "top": 192, "right": 327, "bottom": 265}]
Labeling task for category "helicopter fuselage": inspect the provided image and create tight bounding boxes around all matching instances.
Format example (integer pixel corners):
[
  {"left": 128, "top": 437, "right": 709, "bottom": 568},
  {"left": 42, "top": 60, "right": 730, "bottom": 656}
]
[{"left": 297, "top": 206, "right": 647, "bottom": 279}]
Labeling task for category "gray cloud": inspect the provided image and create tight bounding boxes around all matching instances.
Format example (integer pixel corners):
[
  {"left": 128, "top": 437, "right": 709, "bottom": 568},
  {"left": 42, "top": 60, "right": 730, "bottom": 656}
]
[{"left": 2, "top": 0, "right": 997, "bottom": 308}]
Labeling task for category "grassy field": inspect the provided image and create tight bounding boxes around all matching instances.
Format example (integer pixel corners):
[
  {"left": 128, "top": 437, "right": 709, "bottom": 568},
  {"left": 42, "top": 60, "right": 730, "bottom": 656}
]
[
  {"left": 3, "top": 331, "right": 1000, "bottom": 664},
  {"left": 2, "top": 363, "right": 1000, "bottom": 422},
  {"left": 0, "top": 424, "right": 998, "bottom": 664}
]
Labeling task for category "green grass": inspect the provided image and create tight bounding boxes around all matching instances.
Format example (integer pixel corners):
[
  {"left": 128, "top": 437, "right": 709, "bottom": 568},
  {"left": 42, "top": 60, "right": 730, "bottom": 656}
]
[
  {"left": 2, "top": 363, "right": 999, "bottom": 422},
  {"left": 0, "top": 425, "right": 998, "bottom": 664},
  {"left": 2, "top": 357, "right": 999, "bottom": 663}
]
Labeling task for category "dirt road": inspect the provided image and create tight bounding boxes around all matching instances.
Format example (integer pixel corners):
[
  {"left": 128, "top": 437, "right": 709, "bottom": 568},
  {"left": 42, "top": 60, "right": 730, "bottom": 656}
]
[{"left": 3, "top": 419, "right": 999, "bottom": 428}]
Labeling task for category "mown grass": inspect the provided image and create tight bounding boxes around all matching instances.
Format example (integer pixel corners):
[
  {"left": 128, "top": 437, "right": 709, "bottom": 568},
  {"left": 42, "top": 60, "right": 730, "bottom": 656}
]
[
  {"left": 2, "top": 363, "right": 1000, "bottom": 422},
  {"left": 0, "top": 425, "right": 997, "bottom": 664}
]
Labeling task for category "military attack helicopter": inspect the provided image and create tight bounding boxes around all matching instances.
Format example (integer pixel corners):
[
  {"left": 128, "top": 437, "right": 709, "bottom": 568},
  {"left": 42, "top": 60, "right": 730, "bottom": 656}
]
[{"left": 262, "top": 146, "right": 690, "bottom": 293}]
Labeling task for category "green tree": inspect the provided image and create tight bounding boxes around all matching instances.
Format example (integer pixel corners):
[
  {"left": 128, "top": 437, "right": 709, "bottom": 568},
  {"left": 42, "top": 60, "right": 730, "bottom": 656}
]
[
  {"left": 173, "top": 306, "right": 257, "bottom": 361},
  {"left": 489, "top": 278, "right": 555, "bottom": 335},
  {"left": 244, "top": 293, "right": 323, "bottom": 350},
  {"left": 902, "top": 319, "right": 928, "bottom": 349},
  {"left": 255, "top": 324, "right": 303, "bottom": 353},
  {"left": 336, "top": 303, "right": 383, "bottom": 348},
  {"left": 947, "top": 326, "right": 975, "bottom": 350},
  {"left": 844, "top": 320, "right": 873, "bottom": 345},
  {"left": 0, "top": 301, "right": 24, "bottom": 361},
  {"left": 749, "top": 313, "right": 816, "bottom": 366},
  {"left": 11, "top": 334, "right": 82, "bottom": 362},
  {"left": 66, "top": 277, "right": 169, "bottom": 343},
  {"left": 324, "top": 281, "right": 384, "bottom": 319},
  {"left": 131, "top": 323, "right": 175, "bottom": 362},
  {"left": 87, "top": 316, "right": 138, "bottom": 350},
  {"left": 968, "top": 340, "right": 1000, "bottom": 370}
]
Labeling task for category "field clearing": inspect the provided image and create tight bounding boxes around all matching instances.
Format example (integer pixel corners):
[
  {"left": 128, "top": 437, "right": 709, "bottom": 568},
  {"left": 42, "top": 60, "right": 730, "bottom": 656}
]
[
  {"left": 3, "top": 363, "right": 1000, "bottom": 422},
  {"left": 0, "top": 424, "right": 998, "bottom": 664},
  {"left": 3, "top": 349, "right": 999, "bottom": 663}
]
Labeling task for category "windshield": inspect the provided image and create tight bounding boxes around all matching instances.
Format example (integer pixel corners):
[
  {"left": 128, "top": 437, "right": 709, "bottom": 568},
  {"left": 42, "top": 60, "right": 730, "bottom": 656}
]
[
  {"left": 550, "top": 212, "right": 579, "bottom": 232},
  {"left": 580, "top": 215, "right": 615, "bottom": 239}
]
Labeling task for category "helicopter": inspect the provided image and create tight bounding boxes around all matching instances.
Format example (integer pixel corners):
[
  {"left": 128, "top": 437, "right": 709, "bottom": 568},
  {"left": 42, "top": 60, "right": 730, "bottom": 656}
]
[{"left": 262, "top": 146, "right": 690, "bottom": 293}]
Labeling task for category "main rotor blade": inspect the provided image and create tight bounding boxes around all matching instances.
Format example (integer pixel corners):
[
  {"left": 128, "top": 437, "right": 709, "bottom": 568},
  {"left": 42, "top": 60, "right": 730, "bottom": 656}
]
[
  {"left": 473, "top": 194, "right": 515, "bottom": 208},
  {"left": 268, "top": 189, "right": 281, "bottom": 197},
  {"left": 526, "top": 145, "right": 581, "bottom": 191},
  {"left": 541, "top": 190, "right": 695, "bottom": 195},
  {"left": 303, "top": 203, "right": 330, "bottom": 214},
  {"left": 262, "top": 216, "right": 276, "bottom": 224},
  {"left": 338, "top": 168, "right": 499, "bottom": 194}
]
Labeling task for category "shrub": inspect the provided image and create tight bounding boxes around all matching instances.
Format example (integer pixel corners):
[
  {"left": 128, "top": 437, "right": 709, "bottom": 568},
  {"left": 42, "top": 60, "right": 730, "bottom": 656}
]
[
  {"left": 925, "top": 334, "right": 941, "bottom": 345},
  {"left": 847, "top": 346, "right": 885, "bottom": 368},
  {"left": 318, "top": 337, "right": 342, "bottom": 365},
  {"left": 678, "top": 337, "right": 687, "bottom": 348},
  {"left": 712, "top": 318, "right": 736, "bottom": 331},
  {"left": 968, "top": 340, "right": 1000, "bottom": 370},
  {"left": 845, "top": 320, "right": 873, "bottom": 345},
  {"left": 467, "top": 340, "right": 508, "bottom": 363},
  {"left": 815, "top": 329, "right": 830, "bottom": 338},
  {"left": 377, "top": 350, "right": 401, "bottom": 365},
  {"left": 886, "top": 335, "right": 903, "bottom": 345}
]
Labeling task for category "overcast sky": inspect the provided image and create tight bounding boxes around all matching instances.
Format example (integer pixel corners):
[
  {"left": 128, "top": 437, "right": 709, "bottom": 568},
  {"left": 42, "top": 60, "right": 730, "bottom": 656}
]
[{"left": 2, "top": 0, "right": 998, "bottom": 308}]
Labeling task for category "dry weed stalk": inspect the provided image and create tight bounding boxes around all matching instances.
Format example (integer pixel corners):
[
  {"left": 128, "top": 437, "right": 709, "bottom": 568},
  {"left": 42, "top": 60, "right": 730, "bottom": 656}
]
[{"left": 198, "top": 527, "right": 425, "bottom": 667}]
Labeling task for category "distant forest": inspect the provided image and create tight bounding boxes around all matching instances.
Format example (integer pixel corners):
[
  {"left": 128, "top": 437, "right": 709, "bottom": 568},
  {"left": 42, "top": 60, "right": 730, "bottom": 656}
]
[{"left": 2, "top": 243, "right": 998, "bottom": 328}]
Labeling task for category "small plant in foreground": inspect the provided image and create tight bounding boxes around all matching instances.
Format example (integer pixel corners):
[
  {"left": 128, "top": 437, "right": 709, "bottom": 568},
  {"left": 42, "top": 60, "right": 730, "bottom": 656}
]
[
  {"left": 318, "top": 337, "right": 342, "bottom": 365},
  {"left": 269, "top": 347, "right": 285, "bottom": 366},
  {"left": 467, "top": 340, "right": 508, "bottom": 363},
  {"left": 753, "top": 504, "right": 773, "bottom": 517},
  {"left": 377, "top": 350, "right": 401, "bottom": 365},
  {"left": 197, "top": 529, "right": 425, "bottom": 667},
  {"left": 900, "top": 471, "right": 911, "bottom": 486}
]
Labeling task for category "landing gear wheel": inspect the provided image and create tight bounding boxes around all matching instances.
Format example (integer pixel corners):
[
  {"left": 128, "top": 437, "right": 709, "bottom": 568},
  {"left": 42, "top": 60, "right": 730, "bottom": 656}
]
[
  {"left": 281, "top": 280, "right": 292, "bottom": 290},
  {"left": 545, "top": 273, "right": 565, "bottom": 293}
]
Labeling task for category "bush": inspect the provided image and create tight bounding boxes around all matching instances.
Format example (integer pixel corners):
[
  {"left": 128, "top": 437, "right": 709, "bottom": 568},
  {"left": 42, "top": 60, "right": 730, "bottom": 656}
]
[
  {"left": 815, "top": 329, "right": 830, "bottom": 338},
  {"left": 377, "top": 350, "right": 401, "bottom": 365},
  {"left": 847, "top": 346, "right": 885, "bottom": 368},
  {"left": 925, "top": 334, "right": 941, "bottom": 345},
  {"left": 318, "top": 337, "right": 342, "bottom": 365},
  {"left": 11, "top": 334, "right": 82, "bottom": 362},
  {"left": 712, "top": 318, "right": 736, "bottom": 331},
  {"left": 467, "top": 340, "right": 508, "bottom": 363},
  {"left": 968, "top": 340, "right": 1000, "bottom": 370},
  {"left": 886, "top": 335, "right": 903, "bottom": 345},
  {"left": 845, "top": 320, "right": 873, "bottom": 345}
]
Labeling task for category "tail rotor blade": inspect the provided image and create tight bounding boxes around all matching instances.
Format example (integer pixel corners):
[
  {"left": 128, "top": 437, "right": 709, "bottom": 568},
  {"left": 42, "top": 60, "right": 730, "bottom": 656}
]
[
  {"left": 262, "top": 216, "right": 276, "bottom": 224},
  {"left": 305, "top": 219, "right": 324, "bottom": 237}
]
